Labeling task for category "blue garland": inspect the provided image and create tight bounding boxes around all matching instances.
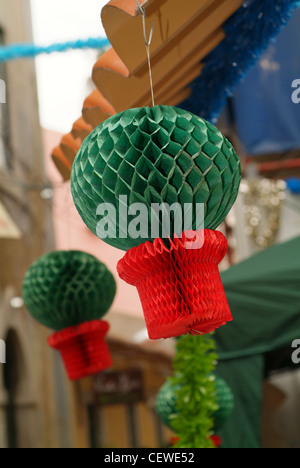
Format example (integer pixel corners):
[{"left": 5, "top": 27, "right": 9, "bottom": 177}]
[
  {"left": 0, "top": 37, "right": 110, "bottom": 62},
  {"left": 180, "top": 0, "right": 300, "bottom": 123}
]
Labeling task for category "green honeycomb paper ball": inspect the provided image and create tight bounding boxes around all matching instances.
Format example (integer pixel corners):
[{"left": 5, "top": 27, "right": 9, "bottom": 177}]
[
  {"left": 213, "top": 376, "right": 235, "bottom": 432},
  {"left": 155, "top": 379, "right": 180, "bottom": 429},
  {"left": 22, "top": 251, "right": 116, "bottom": 331},
  {"left": 71, "top": 106, "right": 241, "bottom": 251},
  {"left": 156, "top": 376, "right": 234, "bottom": 431}
]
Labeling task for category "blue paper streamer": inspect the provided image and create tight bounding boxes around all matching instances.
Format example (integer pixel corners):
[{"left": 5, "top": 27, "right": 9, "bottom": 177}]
[
  {"left": 0, "top": 37, "right": 110, "bottom": 62},
  {"left": 180, "top": 0, "right": 300, "bottom": 123}
]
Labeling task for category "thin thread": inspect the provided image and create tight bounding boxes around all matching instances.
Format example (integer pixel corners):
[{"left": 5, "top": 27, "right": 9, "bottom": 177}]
[
  {"left": 136, "top": 0, "right": 155, "bottom": 107},
  {"left": 146, "top": 42, "right": 155, "bottom": 107},
  {"left": 0, "top": 37, "right": 110, "bottom": 63}
]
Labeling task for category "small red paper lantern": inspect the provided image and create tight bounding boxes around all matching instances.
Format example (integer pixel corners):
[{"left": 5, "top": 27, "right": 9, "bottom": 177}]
[{"left": 48, "top": 320, "right": 111, "bottom": 381}]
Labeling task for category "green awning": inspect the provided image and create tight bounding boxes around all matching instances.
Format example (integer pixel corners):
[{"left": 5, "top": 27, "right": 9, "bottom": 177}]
[{"left": 215, "top": 236, "right": 300, "bottom": 447}]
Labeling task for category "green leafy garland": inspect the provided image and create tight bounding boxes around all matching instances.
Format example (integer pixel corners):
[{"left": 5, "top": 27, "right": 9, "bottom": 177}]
[{"left": 170, "top": 334, "right": 219, "bottom": 448}]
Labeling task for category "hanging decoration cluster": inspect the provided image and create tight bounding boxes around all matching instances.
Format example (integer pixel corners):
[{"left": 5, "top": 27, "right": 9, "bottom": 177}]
[
  {"left": 22, "top": 250, "right": 116, "bottom": 381},
  {"left": 71, "top": 105, "right": 241, "bottom": 340}
]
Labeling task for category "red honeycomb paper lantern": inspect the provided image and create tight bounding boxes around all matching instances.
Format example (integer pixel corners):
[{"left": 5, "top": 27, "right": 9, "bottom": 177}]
[
  {"left": 48, "top": 320, "right": 112, "bottom": 381},
  {"left": 118, "top": 230, "right": 231, "bottom": 340}
]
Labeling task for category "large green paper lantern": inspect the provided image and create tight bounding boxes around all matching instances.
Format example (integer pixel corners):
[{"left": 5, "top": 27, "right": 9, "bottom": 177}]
[
  {"left": 22, "top": 250, "right": 116, "bottom": 331},
  {"left": 156, "top": 376, "right": 234, "bottom": 432},
  {"left": 22, "top": 251, "right": 117, "bottom": 381},
  {"left": 71, "top": 106, "right": 241, "bottom": 251}
]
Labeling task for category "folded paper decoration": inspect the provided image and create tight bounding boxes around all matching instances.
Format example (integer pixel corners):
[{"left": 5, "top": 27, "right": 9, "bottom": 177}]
[
  {"left": 48, "top": 320, "right": 111, "bottom": 382},
  {"left": 156, "top": 379, "right": 180, "bottom": 429},
  {"left": 53, "top": 0, "right": 298, "bottom": 181},
  {"left": 71, "top": 105, "right": 241, "bottom": 340},
  {"left": 118, "top": 230, "right": 231, "bottom": 339},
  {"left": 22, "top": 251, "right": 116, "bottom": 380},
  {"left": 213, "top": 374, "right": 235, "bottom": 432}
]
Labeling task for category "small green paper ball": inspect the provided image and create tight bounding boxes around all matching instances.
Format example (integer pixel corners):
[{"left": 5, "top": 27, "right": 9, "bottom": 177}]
[
  {"left": 213, "top": 376, "right": 235, "bottom": 432},
  {"left": 71, "top": 106, "right": 241, "bottom": 251},
  {"left": 156, "top": 376, "right": 234, "bottom": 431},
  {"left": 22, "top": 250, "right": 116, "bottom": 331},
  {"left": 155, "top": 379, "right": 180, "bottom": 428}
]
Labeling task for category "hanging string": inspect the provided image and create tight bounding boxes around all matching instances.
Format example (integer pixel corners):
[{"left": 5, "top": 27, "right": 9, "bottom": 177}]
[
  {"left": 0, "top": 37, "right": 110, "bottom": 63},
  {"left": 136, "top": 0, "right": 155, "bottom": 107}
]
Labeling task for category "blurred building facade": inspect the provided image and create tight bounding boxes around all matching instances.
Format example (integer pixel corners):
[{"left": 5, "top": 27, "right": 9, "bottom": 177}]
[
  {"left": 0, "top": 0, "right": 84, "bottom": 448},
  {"left": 0, "top": 2, "right": 175, "bottom": 449}
]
